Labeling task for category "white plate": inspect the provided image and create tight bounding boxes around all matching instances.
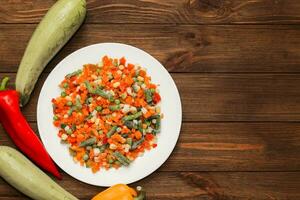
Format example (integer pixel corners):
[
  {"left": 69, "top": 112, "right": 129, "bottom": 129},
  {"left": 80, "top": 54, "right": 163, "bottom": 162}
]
[{"left": 37, "top": 43, "right": 182, "bottom": 186}]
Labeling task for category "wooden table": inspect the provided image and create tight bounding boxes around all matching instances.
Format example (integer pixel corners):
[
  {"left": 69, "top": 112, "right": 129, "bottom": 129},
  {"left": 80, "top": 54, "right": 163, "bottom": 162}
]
[{"left": 1, "top": 0, "right": 300, "bottom": 199}]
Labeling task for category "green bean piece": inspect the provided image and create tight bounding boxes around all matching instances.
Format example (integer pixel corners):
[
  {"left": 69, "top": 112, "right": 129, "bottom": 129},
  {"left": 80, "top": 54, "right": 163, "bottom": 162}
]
[
  {"left": 126, "top": 138, "right": 133, "bottom": 146},
  {"left": 69, "top": 148, "right": 76, "bottom": 157},
  {"left": 150, "top": 88, "right": 156, "bottom": 93},
  {"left": 94, "top": 88, "right": 114, "bottom": 101},
  {"left": 85, "top": 160, "right": 92, "bottom": 168},
  {"left": 99, "top": 144, "right": 107, "bottom": 153},
  {"left": 137, "top": 121, "right": 143, "bottom": 133},
  {"left": 109, "top": 105, "right": 120, "bottom": 111},
  {"left": 155, "top": 116, "right": 161, "bottom": 130},
  {"left": 66, "top": 69, "right": 82, "bottom": 78},
  {"left": 152, "top": 115, "right": 161, "bottom": 135},
  {"left": 147, "top": 114, "right": 161, "bottom": 120},
  {"left": 145, "top": 89, "right": 152, "bottom": 103},
  {"left": 131, "top": 138, "right": 145, "bottom": 150},
  {"left": 106, "top": 126, "right": 118, "bottom": 138},
  {"left": 124, "top": 120, "right": 135, "bottom": 129},
  {"left": 84, "top": 81, "right": 95, "bottom": 93},
  {"left": 71, "top": 124, "right": 76, "bottom": 131},
  {"left": 113, "top": 151, "right": 131, "bottom": 166},
  {"left": 122, "top": 111, "right": 142, "bottom": 121},
  {"left": 87, "top": 113, "right": 93, "bottom": 119},
  {"left": 60, "top": 123, "right": 67, "bottom": 129},
  {"left": 67, "top": 106, "right": 75, "bottom": 116},
  {"left": 75, "top": 97, "right": 82, "bottom": 109},
  {"left": 145, "top": 120, "right": 151, "bottom": 126},
  {"left": 79, "top": 137, "right": 97, "bottom": 147}
]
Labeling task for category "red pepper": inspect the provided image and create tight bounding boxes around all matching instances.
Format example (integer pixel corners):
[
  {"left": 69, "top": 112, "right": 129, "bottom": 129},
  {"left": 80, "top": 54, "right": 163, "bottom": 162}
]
[
  {"left": 152, "top": 92, "right": 161, "bottom": 104},
  {"left": 0, "top": 77, "right": 61, "bottom": 179}
]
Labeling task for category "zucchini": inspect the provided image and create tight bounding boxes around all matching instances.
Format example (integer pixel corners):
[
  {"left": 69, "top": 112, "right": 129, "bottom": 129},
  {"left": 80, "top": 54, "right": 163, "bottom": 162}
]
[
  {"left": 16, "top": 0, "right": 86, "bottom": 106},
  {"left": 0, "top": 146, "right": 78, "bottom": 200}
]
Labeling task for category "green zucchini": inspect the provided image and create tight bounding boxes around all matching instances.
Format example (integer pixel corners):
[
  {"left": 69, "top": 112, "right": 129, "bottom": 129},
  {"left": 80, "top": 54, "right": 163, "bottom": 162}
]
[
  {"left": 16, "top": 0, "right": 86, "bottom": 106},
  {"left": 0, "top": 146, "right": 78, "bottom": 200}
]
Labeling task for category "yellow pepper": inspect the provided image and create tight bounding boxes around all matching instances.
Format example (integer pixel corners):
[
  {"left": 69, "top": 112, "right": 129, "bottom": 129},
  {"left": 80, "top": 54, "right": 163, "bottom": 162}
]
[{"left": 92, "top": 184, "right": 145, "bottom": 200}]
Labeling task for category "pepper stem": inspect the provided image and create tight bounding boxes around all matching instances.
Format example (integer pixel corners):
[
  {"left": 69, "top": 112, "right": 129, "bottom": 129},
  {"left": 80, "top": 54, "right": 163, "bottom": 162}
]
[
  {"left": 0, "top": 77, "right": 10, "bottom": 91},
  {"left": 134, "top": 186, "right": 146, "bottom": 200}
]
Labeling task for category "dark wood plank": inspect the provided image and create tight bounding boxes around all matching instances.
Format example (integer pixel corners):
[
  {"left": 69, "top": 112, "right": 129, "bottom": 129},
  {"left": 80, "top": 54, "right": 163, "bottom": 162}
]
[
  {"left": 1, "top": 24, "right": 300, "bottom": 73},
  {"left": 3, "top": 72, "right": 300, "bottom": 122},
  {"left": 2, "top": 0, "right": 300, "bottom": 24},
  {"left": 2, "top": 122, "right": 300, "bottom": 172},
  {"left": 1, "top": 171, "right": 300, "bottom": 200}
]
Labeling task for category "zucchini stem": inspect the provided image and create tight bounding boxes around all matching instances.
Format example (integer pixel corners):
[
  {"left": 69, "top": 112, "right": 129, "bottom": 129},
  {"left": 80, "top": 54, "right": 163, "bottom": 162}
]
[{"left": 0, "top": 77, "right": 10, "bottom": 91}]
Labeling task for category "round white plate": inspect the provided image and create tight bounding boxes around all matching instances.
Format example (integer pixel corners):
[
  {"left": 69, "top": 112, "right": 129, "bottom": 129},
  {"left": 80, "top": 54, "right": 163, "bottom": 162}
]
[{"left": 37, "top": 43, "right": 182, "bottom": 186}]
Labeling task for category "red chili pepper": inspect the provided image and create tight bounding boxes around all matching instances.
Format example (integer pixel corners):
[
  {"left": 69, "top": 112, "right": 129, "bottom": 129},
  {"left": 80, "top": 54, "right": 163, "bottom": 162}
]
[{"left": 0, "top": 77, "right": 61, "bottom": 179}]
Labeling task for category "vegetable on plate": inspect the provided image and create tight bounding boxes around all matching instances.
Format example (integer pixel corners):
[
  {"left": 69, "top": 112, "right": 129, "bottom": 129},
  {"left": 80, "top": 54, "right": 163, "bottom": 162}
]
[
  {"left": 0, "top": 77, "right": 61, "bottom": 179},
  {"left": 16, "top": 0, "right": 87, "bottom": 106},
  {"left": 0, "top": 146, "right": 78, "bottom": 200}
]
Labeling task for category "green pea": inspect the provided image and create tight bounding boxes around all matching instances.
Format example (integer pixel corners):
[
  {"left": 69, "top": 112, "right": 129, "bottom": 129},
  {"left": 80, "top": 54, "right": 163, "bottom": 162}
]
[
  {"left": 86, "top": 146, "right": 92, "bottom": 150},
  {"left": 63, "top": 83, "right": 69, "bottom": 88},
  {"left": 88, "top": 97, "right": 93, "bottom": 103},
  {"left": 115, "top": 99, "right": 120, "bottom": 105},
  {"left": 66, "top": 129, "right": 72, "bottom": 135},
  {"left": 83, "top": 154, "right": 89, "bottom": 161},
  {"left": 66, "top": 101, "right": 72, "bottom": 106},
  {"left": 53, "top": 115, "right": 58, "bottom": 121},
  {"left": 108, "top": 158, "right": 114, "bottom": 164},
  {"left": 61, "top": 91, "right": 67, "bottom": 97},
  {"left": 96, "top": 106, "right": 102, "bottom": 112}
]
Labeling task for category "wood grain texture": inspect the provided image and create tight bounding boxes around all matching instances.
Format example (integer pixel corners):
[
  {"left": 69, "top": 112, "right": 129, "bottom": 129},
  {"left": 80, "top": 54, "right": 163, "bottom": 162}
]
[
  {"left": 2, "top": 0, "right": 300, "bottom": 24},
  {"left": 1, "top": 122, "right": 300, "bottom": 172},
  {"left": 1, "top": 24, "right": 300, "bottom": 73},
  {"left": 3, "top": 72, "right": 300, "bottom": 122},
  {"left": 1, "top": 171, "right": 300, "bottom": 200}
]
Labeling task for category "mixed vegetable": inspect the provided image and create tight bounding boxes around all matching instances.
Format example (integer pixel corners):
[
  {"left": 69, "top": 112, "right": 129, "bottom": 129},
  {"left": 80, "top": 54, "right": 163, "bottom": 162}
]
[{"left": 52, "top": 56, "right": 162, "bottom": 172}]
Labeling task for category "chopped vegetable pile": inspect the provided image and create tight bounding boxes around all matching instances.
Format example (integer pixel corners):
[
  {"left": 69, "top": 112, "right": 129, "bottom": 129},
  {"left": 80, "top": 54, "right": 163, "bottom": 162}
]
[{"left": 52, "top": 56, "right": 162, "bottom": 172}]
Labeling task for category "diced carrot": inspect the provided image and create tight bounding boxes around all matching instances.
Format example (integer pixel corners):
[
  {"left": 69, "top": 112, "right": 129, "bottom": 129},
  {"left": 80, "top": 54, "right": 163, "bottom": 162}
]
[
  {"left": 119, "top": 57, "right": 126, "bottom": 65},
  {"left": 127, "top": 63, "right": 134, "bottom": 70},
  {"left": 135, "top": 131, "right": 142, "bottom": 140},
  {"left": 139, "top": 70, "right": 146, "bottom": 77}
]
